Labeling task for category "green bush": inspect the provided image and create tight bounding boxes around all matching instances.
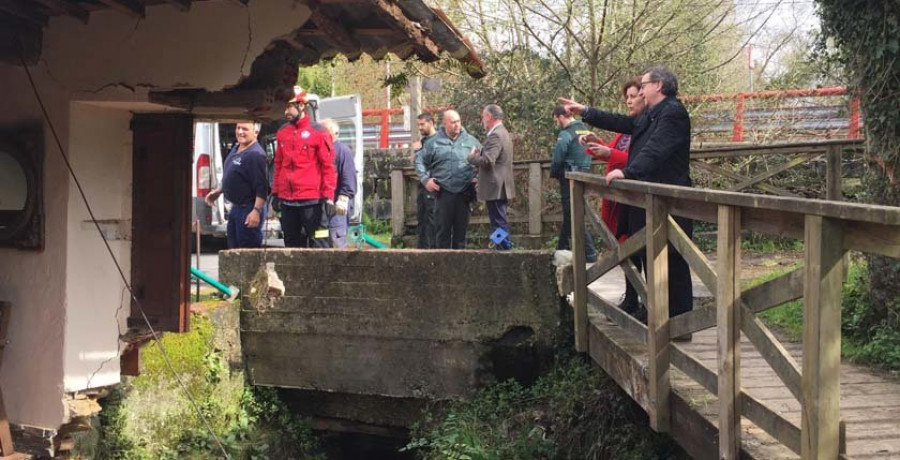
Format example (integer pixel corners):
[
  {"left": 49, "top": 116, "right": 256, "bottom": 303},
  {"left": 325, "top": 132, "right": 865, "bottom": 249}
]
[
  {"left": 90, "top": 311, "right": 325, "bottom": 460},
  {"left": 404, "top": 355, "right": 688, "bottom": 460},
  {"left": 756, "top": 260, "right": 900, "bottom": 372}
]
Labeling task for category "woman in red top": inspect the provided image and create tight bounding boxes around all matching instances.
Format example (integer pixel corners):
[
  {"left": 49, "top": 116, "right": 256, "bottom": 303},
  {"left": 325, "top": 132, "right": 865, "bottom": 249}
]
[{"left": 580, "top": 77, "right": 646, "bottom": 240}]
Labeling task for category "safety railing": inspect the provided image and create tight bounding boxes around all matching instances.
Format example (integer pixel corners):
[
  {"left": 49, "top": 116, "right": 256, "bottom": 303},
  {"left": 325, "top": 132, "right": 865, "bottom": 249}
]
[
  {"left": 390, "top": 139, "right": 865, "bottom": 238},
  {"left": 565, "top": 170, "right": 900, "bottom": 459}
]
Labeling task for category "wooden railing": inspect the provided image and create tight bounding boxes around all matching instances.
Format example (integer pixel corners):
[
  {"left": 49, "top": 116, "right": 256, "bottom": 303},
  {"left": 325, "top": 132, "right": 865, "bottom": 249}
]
[
  {"left": 566, "top": 170, "right": 900, "bottom": 459},
  {"left": 390, "top": 139, "right": 865, "bottom": 238}
]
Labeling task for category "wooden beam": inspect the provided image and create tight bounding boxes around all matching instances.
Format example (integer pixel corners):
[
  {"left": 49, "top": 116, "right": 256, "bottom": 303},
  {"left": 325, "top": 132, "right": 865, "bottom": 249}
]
[
  {"left": 307, "top": 0, "right": 360, "bottom": 52},
  {"left": 667, "top": 215, "right": 716, "bottom": 292},
  {"left": 844, "top": 220, "right": 900, "bottom": 258},
  {"left": 164, "top": 0, "right": 192, "bottom": 12},
  {"left": 670, "top": 266, "right": 804, "bottom": 338},
  {"left": 727, "top": 154, "right": 819, "bottom": 193},
  {"left": 645, "top": 194, "right": 671, "bottom": 432},
  {"left": 528, "top": 163, "right": 542, "bottom": 235},
  {"left": 96, "top": 0, "right": 145, "bottom": 18},
  {"left": 571, "top": 179, "right": 588, "bottom": 352},
  {"left": 296, "top": 27, "right": 396, "bottom": 36},
  {"left": 588, "top": 203, "right": 647, "bottom": 304},
  {"left": 825, "top": 145, "right": 843, "bottom": 201},
  {"left": 390, "top": 169, "right": 405, "bottom": 237},
  {"left": 585, "top": 228, "right": 646, "bottom": 284},
  {"left": 801, "top": 215, "right": 845, "bottom": 459},
  {"left": 31, "top": 0, "right": 89, "bottom": 23},
  {"left": 369, "top": 0, "right": 441, "bottom": 61},
  {"left": 587, "top": 291, "right": 648, "bottom": 343},
  {"left": 692, "top": 160, "right": 799, "bottom": 197},
  {"left": 717, "top": 205, "right": 742, "bottom": 460},
  {"left": 670, "top": 345, "right": 802, "bottom": 455},
  {"left": 568, "top": 172, "right": 900, "bottom": 227},
  {"left": 741, "top": 305, "right": 802, "bottom": 401},
  {"left": 0, "top": 302, "right": 14, "bottom": 456}
]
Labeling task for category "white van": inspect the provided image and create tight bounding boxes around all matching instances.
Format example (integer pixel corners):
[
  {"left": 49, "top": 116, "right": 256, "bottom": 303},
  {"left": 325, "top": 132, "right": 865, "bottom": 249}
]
[{"left": 191, "top": 94, "right": 364, "bottom": 245}]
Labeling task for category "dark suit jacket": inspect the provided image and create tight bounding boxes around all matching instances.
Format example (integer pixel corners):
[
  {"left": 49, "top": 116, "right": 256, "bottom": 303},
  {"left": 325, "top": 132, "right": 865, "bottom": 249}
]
[
  {"left": 582, "top": 96, "right": 692, "bottom": 235},
  {"left": 468, "top": 123, "right": 516, "bottom": 201}
]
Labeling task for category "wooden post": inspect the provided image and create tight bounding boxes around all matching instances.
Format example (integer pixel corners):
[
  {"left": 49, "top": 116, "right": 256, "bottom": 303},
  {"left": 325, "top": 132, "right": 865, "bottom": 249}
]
[
  {"left": 826, "top": 145, "right": 842, "bottom": 202},
  {"left": 801, "top": 215, "right": 844, "bottom": 460},
  {"left": 0, "top": 302, "right": 15, "bottom": 456},
  {"left": 645, "top": 194, "right": 671, "bottom": 432},
  {"left": 391, "top": 169, "right": 405, "bottom": 237},
  {"left": 717, "top": 205, "right": 742, "bottom": 459},
  {"left": 570, "top": 178, "right": 588, "bottom": 352},
  {"left": 528, "top": 162, "right": 542, "bottom": 236},
  {"left": 408, "top": 76, "right": 422, "bottom": 146}
]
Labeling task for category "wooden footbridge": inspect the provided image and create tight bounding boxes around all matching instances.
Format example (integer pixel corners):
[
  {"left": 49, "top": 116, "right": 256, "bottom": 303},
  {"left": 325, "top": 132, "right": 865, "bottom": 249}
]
[{"left": 564, "top": 168, "right": 900, "bottom": 459}]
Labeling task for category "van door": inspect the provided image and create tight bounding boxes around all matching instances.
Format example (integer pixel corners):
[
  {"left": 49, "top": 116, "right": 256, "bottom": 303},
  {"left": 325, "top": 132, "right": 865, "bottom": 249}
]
[{"left": 318, "top": 95, "right": 364, "bottom": 224}]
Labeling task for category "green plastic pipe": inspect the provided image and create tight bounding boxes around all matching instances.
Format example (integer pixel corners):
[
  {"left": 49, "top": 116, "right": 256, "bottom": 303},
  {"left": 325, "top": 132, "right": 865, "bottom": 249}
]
[
  {"left": 191, "top": 266, "right": 239, "bottom": 300},
  {"left": 363, "top": 234, "right": 387, "bottom": 249}
]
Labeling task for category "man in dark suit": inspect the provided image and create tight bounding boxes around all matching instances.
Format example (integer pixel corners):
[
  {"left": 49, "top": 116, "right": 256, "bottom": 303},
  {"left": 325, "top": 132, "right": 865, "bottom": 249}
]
[
  {"left": 468, "top": 104, "right": 516, "bottom": 250},
  {"left": 558, "top": 66, "right": 694, "bottom": 327}
]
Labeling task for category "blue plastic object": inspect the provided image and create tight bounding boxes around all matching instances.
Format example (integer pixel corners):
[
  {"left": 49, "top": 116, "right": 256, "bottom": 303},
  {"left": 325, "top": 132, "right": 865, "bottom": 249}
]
[{"left": 489, "top": 228, "right": 513, "bottom": 250}]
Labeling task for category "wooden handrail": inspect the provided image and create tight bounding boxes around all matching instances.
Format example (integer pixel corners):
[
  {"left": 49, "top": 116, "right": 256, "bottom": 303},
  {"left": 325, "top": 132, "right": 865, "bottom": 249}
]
[{"left": 565, "top": 170, "right": 900, "bottom": 459}]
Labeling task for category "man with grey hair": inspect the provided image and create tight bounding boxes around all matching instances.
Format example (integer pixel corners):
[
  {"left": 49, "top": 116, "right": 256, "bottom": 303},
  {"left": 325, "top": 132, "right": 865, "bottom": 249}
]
[
  {"left": 468, "top": 104, "right": 516, "bottom": 249},
  {"left": 319, "top": 118, "right": 357, "bottom": 248},
  {"left": 205, "top": 122, "right": 268, "bottom": 248},
  {"left": 557, "top": 65, "right": 694, "bottom": 330},
  {"left": 416, "top": 110, "right": 480, "bottom": 249}
]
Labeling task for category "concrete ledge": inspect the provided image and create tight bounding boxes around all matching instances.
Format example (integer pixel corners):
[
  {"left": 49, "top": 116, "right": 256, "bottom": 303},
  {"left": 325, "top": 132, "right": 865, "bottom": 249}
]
[{"left": 221, "top": 249, "right": 564, "bottom": 401}]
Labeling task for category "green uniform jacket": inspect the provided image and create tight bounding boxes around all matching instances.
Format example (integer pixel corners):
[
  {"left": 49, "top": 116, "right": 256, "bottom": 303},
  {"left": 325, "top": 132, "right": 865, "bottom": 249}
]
[
  {"left": 415, "top": 127, "right": 481, "bottom": 194},
  {"left": 550, "top": 120, "right": 593, "bottom": 178}
]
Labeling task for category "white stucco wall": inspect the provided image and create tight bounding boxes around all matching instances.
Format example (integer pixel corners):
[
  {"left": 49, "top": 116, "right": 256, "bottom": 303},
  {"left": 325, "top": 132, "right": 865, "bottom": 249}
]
[
  {"left": 0, "top": 65, "right": 70, "bottom": 429},
  {"left": 62, "top": 103, "right": 133, "bottom": 393},
  {"left": 0, "top": 0, "right": 311, "bottom": 430}
]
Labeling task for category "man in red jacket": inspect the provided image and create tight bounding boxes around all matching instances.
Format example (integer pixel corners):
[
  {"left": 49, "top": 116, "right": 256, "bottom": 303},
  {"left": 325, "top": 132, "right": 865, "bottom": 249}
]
[{"left": 272, "top": 86, "right": 338, "bottom": 248}]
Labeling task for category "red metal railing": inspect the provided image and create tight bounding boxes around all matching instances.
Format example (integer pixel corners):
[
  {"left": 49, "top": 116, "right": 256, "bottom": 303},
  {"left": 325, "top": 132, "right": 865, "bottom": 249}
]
[
  {"left": 682, "top": 86, "right": 861, "bottom": 142},
  {"left": 364, "top": 87, "right": 862, "bottom": 147}
]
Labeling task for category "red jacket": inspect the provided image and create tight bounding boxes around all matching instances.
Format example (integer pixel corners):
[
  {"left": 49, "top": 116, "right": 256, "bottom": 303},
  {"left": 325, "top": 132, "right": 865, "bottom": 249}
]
[
  {"left": 593, "top": 133, "right": 629, "bottom": 241},
  {"left": 272, "top": 116, "right": 337, "bottom": 201}
]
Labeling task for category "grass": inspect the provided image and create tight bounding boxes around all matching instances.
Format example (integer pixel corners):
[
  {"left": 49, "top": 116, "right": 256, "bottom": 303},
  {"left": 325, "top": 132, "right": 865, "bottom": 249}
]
[
  {"left": 403, "top": 354, "right": 688, "bottom": 460},
  {"left": 80, "top": 308, "right": 325, "bottom": 460},
  {"left": 753, "top": 259, "right": 900, "bottom": 372}
]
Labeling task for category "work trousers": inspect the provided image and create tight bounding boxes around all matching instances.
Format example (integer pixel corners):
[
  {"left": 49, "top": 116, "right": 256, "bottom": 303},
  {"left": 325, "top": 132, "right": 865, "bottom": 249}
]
[
  {"left": 280, "top": 203, "right": 331, "bottom": 248},
  {"left": 434, "top": 189, "right": 470, "bottom": 249},
  {"left": 227, "top": 204, "right": 265, "bottom": 249},
  {"left": 328, "top": 202, "right": 353, "bottom": 249},
  {"left": 416, "top": 183, "right": 437, "bottom": 249},
  {"left": 557, "top": 176, "right": 598, "bottom": 262}
]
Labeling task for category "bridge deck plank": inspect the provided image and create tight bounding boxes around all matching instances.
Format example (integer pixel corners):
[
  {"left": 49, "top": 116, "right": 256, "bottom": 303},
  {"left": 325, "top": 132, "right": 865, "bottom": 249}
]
[{"left": 588, "top": 268, "right": 900, "bottom": 460}]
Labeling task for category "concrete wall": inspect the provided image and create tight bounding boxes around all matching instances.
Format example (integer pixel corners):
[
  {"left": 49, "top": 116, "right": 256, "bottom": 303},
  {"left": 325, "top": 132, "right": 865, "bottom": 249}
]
[
  {"left": 221, "top": 249, "right": 563, "bottom": 401},
  {"left": 0, "top": 0, "right": 311, "bottom": 430}
]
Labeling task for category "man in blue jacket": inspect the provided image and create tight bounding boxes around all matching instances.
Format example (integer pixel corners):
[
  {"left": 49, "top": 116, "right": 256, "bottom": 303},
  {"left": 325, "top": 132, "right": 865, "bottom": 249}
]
[
  {"left": 204, "top": 122, "right": 268, "bottom": 248},
  {"left": 415, "top": 110, "right": 480, "bottom": 249},
  {"left": 320, "top": 119, "right": 357, "bottom": 249},
  {"left": 558, "top": 66, "right": 694, "bottom": 327}
]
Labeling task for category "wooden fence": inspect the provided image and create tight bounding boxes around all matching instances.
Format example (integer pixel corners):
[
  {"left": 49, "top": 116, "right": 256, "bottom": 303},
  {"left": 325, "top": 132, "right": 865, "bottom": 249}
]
[
  {"left": 565, "top": 169, "right": 900, "bottom": 459},
  {"left": 390, "top": 139, "right": 865, "bottom": 239}
]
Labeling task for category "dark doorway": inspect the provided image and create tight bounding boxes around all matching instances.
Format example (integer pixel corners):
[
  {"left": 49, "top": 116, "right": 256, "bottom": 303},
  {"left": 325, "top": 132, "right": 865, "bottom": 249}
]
[{"left": 130, "top": 113, "right": 193, "bottom": 332}]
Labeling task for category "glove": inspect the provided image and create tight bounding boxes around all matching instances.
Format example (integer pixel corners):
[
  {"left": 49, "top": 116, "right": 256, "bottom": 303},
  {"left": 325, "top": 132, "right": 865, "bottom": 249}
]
[
  {"left": 335, "top": 195, "right": 349, "bottom": 216},
  {"left": 271, "top": 196, "right": 282, "bottom": 213},
  {"left": 324, "top": 199, "right": 336, "bottom": 218}
]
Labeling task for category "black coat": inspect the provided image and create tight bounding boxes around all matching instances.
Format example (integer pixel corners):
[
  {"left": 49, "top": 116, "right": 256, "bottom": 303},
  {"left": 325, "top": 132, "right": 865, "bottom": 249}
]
[{"left": 582, "top": 96, "right": 692, "bottom": 236}]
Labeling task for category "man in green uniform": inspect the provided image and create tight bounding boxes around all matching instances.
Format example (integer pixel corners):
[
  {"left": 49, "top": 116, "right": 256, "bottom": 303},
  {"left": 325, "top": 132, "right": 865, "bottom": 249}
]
[{"left": 550, "top": 105, "right": 598, "bottom": 263}]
